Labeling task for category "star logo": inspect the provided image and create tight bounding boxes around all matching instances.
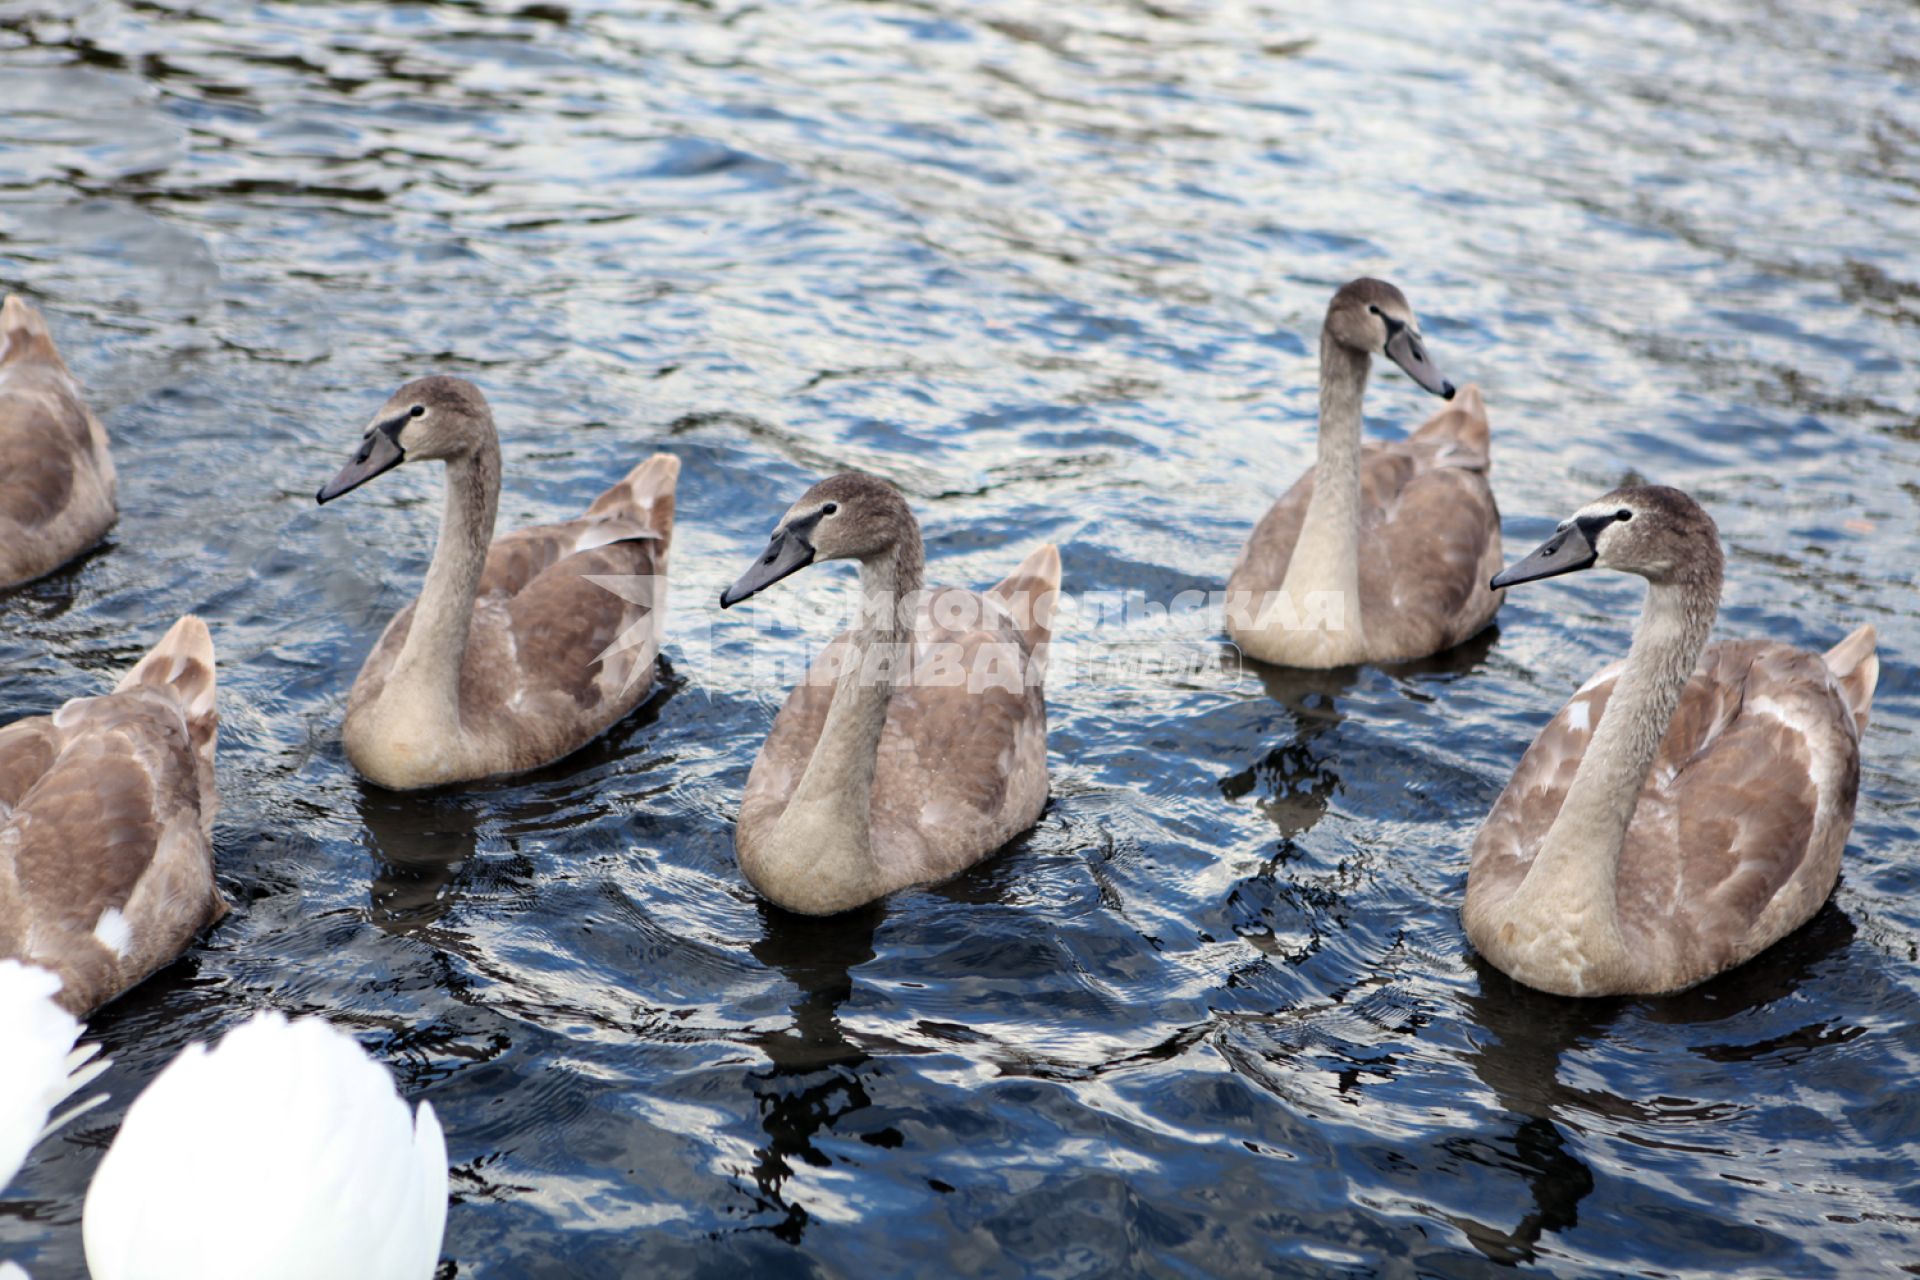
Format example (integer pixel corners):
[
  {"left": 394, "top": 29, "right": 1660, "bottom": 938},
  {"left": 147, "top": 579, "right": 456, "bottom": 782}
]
[{"left": 584, "top": 574, "right": 670, "bottom": 696}]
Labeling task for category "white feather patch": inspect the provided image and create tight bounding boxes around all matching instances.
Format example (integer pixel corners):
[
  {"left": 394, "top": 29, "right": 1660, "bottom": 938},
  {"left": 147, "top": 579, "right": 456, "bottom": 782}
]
[
  {"left": 92, "top": 907, "right": 133, "bottom": 958},
  {"left": 1566, "top": 700, "right": 1590, "bottom": 733}
]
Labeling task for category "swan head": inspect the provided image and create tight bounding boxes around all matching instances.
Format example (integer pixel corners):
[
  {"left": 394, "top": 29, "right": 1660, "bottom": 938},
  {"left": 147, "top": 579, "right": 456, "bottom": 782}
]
[
  {"left": 1324, "top": 278, "right": 1455, "bottom": 399},
  {"left": 316, "top": 375, "right": 493, "bottom": 503},
  {"left": 1492, "top": 485, "right": 1722, "bottom": 589},
  {"left": 721, "top": 472, "right": 914, "bottom": 608}
]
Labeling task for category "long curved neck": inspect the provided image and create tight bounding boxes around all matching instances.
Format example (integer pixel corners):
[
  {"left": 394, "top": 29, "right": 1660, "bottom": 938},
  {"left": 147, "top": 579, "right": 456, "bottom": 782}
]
[
  {"left": 388, "top": 433, "right": 501, "bottom": 726},
  {"left": 779, "top": 523, "right": 925, "bottom": 889},
  {"left": 1514, "top": 566, "right": 1721, "bottom": 929},
  {"left": 1281, "top": 331, "right": 1370, "bottom": 633}
]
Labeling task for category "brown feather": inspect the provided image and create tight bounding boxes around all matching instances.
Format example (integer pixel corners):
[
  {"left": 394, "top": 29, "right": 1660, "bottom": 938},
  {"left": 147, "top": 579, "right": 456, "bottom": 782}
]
[
  {"left": 1469, "top": 639, "right": 1866, "bottom": 993},
  {"left": 0, "top": 296, "right": 117, "bottom": 588},
  {"left": 344, "top": 453, "right": 676, "bottom": 785},
  {"left": 742, "top": 577, "right": 1055, "bottom": 894},
  {"left": 0, "top": 616, "right": 223, "bottom": 1014}
]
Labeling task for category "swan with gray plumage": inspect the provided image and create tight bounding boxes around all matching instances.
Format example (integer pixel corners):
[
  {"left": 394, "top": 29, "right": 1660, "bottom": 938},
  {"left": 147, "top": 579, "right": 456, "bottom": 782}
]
[
  {"left": 316, "top": 375, "right": 677, "bottom": 790},
  {"left": 720, "top": 473, "right": 1058, "bottom": 915},
  {"left": 0, "top": 295, "right": 116, "bottom": 589},
  {"left": 0, "top": 616, "right": 224, "bottom": 1015},
  {"left": 1466, "top": 485, "right": 1877, "bottom": 996},
  {"left": 1227, "top": 278, "right": 1502, "bottom": 667}
]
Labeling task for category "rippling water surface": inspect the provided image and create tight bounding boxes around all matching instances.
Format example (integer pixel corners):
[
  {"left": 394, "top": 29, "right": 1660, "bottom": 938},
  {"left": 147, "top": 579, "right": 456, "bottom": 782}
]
[{"left": 2, "top": 0, "right": 1918, "bottom": 1274}]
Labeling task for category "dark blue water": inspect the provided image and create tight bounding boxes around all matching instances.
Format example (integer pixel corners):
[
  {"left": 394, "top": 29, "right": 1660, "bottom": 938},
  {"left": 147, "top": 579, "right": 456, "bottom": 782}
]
[{"left": 2, "top": 0, "right": 1917, "bottom": 1275}]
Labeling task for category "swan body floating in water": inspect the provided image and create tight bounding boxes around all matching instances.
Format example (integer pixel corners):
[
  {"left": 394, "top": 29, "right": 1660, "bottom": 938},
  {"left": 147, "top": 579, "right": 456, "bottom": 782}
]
[
  {"left": 1466, "top": 486, "right": 1877, "bottom": 996},
  {"left": 721, "top": 473, "right": 1058, "bottom": 915},
  {"left": 1228, "top": 278, "right": 1502, "bottom": 667},
  {"left": 0, "top": 295, "right": 117, "bottom": 589},
  {"left": 317, "top": 375, "right": 677, "bottom": 789},
  {"left": 83, "top": 1011, "right": 447, "bottom": 1280},
  {"left": 0, "top": 616, "right": 224, "bottom": 1014}
]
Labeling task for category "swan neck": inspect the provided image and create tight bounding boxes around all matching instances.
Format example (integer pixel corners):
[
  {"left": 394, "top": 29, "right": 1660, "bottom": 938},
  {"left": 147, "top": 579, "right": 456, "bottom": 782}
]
[
  {"left": 389, "top": 434, "right": 501, "bottom": 723},
  {"left": 1315, "top": 329, "right": 1370, "bottom": 486},
  {"left": 1521, "top": 566, "right": 1721, "bottom": 920},
  {"left": 1278, "top": 332, "right": 1369, "bottom": 630},
  {"left": 780, "top": 522, "right": 925, "bottom": 880}
]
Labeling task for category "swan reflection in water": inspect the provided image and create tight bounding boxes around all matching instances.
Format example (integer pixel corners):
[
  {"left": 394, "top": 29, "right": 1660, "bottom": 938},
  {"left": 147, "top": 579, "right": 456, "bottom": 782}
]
[
  {"left": 1450, "top": 902, "right": 1857, "bottom": 1264},
  {"left": 1222, "top": 627, "right": 1500, "bottom": 841},
  {"left": 1219, "top": 630, "right": 1500, "bottom": 962},
  {"left": 740, "top": 902, "right": 886, "bottom": 1244},
  {"left": 357, "top": 786, "right": 487, "bottom": 936}
]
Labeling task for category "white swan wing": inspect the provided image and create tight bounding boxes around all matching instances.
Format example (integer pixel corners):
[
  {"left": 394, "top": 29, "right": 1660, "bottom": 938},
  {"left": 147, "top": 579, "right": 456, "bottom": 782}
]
[
  {"left": 0, "top": 960, "right": 106, "bottom": 1190},
  {"left": 83, "top": 1012, "right": 446, "bottom": 1280}
]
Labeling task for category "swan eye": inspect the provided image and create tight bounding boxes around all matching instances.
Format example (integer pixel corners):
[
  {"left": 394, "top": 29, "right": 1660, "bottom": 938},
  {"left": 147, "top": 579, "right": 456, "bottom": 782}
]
[
  {"left": 1368, "top": 304, "right": 1383, "bottom": 317},
  {"left": 1615, "top": 508, "right": 1632, "bottom": 522},
  {"left": 821, "top": 502, "right": 839, "bottom": 516},
  {"left": 409, "top": 404, "right": 426, "bottom": 418}
]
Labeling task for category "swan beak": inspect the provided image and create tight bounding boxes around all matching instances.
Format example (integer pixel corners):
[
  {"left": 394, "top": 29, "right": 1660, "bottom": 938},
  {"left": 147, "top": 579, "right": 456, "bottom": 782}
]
[
  {"left": 1491, "top": 522, "right": 1598, "bottom": 589},
  {"left": 721, "top": 526, "right": 815, "bottom": 608},
  {"left": 1385, "top": 325, "right": 1455, "bottom": 399},
  {"left": 316, "top": 417, "right": 406, "bottom": 504}
]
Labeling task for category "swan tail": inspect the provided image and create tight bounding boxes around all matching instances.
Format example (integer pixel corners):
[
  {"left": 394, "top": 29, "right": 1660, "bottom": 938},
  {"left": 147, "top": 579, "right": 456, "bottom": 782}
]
[
  {"left": 116, "top": 616, "right": 218, "bottom": 751},
  {"left": 1824, "top": 623, "right": 1878, "bottom": 735},
  {"left": 0, "top": 294, "right": 65, "bottom": 370},
  {"left": 1411, "top": 381, "right": 1489, "bottom": 464},
  {"left": 588, "top": 453, "right": 679, "bottom": 546},
  {"left": 989, "top": 542, "right": 1062, "bottom": 650}
]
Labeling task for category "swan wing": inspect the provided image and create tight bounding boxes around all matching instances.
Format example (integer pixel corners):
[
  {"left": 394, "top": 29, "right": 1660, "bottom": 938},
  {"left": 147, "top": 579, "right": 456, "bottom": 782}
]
[
  {"left": 1614, "top": 640, "right": 1861, "bottom": 980},
  {"left": 83, "top": 1012, "right": 446, "bottom": 1280},
  {"left": 1359, "top": 386, "right": 1501, "bottom": 655},
  {"left": 1468, "top": 659, "right": 1625, "bottom": 911},
  {"left": 0, "top": 961, "right": 106, "bottom": 1191}
]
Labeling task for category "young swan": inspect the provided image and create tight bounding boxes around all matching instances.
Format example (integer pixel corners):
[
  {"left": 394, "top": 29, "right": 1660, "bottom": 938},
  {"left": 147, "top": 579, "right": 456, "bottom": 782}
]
[
  {"left": 317, "top": 375, "right": 677, "bottom": 789},
  {"left": 0, "top": 616, "right": 224, "bottom": 1014},
  {"left": 1467, "top": 486, "right": 1877, "bottom": 996},
  {"left": 1227, "top": 278, "right": 1502, "bottom": 668},
  {"left": 0, "top": 295, "right": 117, "bottom": 588},
  {"left": 720, "top": 473, "right": 1059, "bottom": 915}
]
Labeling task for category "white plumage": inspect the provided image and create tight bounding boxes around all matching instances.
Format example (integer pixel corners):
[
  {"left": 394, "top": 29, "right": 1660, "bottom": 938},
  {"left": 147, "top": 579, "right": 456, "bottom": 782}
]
[
  {"left": 0, "top": 959, "right": 107, "bottom": 1192},
  {"left": 82, "top": 1012, "right": 448, "bottom": 1280}
]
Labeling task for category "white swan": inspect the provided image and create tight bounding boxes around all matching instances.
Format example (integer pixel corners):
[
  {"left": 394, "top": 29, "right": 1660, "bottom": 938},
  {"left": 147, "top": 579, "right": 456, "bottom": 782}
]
[
  {"left": 1227, "top": 278, "right": 1502, "bottom": 667},
  {"left": 83, "top": 1012, "right": 447, "bottom": 1280},
  {"left": 1466, "top": 485, "right": 1877, "bottom": 996},
  {"left": 0, "top": 960, "right": 106, "bottom": 1191}
]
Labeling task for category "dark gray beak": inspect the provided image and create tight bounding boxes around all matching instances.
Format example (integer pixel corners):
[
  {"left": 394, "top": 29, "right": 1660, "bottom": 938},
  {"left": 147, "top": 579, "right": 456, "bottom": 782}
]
[
  {"left": 1385, "top": 325, "right": 1455, "bottom": 399},
  {"left": 721, "top": 525, "right": 815, "bottom": 608},
  {"left": 1491, "top": 522, "right": 1599, "bottom": 590},
  {"left": 316, "top": 417, "right": 406, "bottom": 504}
]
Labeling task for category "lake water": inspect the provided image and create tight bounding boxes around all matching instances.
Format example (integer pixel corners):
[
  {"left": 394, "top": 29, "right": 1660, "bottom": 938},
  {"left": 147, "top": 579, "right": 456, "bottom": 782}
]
[{"left": 2, "top": 0, "right": 1917, "bottom": 1275}]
